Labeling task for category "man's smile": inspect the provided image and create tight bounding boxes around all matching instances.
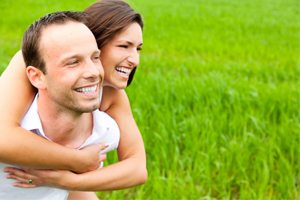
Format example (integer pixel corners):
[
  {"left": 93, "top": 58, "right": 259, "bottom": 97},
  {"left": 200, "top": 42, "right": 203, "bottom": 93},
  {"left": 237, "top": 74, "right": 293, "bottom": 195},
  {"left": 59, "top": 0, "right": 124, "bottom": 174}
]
[{"left": 75, "top": 85, "right": 97, "bottom": 94}]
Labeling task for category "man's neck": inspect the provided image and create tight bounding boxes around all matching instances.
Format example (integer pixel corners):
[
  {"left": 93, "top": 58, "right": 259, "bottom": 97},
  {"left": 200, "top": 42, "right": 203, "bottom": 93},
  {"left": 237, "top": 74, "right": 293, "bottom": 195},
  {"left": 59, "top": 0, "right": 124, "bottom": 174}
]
[{"left": 36, "top": 94, "right": 93, "bottom": 149}]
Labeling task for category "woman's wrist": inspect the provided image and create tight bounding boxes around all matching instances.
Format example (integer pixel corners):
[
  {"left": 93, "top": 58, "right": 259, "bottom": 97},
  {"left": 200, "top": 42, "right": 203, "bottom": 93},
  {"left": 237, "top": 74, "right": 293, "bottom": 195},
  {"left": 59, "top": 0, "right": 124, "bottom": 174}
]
[{"left": 58, "top": 171, "right": 87, "bottom": 191}]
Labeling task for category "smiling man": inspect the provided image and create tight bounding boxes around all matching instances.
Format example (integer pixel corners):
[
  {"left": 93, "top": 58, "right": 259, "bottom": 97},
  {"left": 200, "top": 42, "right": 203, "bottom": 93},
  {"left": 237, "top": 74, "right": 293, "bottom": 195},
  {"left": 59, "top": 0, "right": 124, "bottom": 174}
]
[{"left": 0, "top": 11, "right": 120, "bottom": 200}]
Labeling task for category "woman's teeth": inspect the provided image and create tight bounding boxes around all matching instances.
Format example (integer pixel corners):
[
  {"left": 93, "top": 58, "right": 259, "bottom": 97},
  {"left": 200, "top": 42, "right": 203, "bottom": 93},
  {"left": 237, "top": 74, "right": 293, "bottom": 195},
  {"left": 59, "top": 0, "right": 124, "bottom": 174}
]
[
  {"left": 75, "top": 85, "right": 97, "bottom": 94},
  {"left": 116, "top": 67, "right": 131, "bottom": 75}
]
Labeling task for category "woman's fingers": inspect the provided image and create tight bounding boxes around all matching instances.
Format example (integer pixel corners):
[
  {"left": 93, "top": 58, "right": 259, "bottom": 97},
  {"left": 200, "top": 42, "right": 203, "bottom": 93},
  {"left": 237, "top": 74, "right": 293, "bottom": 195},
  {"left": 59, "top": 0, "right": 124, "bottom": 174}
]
[
  {"left": 5, "top": 167, "right": 34, "bottom": 180},
  {"left": 4, "top": 167, "right": 39, "bottom": 188},
  {"left": 13, "top": 182, "right": 37, "bottom": 188},
  {"left": 100, "top": 153, "right": 107, "bottom": 163},
  {"left": 4, "top": 167, "right": 74, "bottom": 189}
]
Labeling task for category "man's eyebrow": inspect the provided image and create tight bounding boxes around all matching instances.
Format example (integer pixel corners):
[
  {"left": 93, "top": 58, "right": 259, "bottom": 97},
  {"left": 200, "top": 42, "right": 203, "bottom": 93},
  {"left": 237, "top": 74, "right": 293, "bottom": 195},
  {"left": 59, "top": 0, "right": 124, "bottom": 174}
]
[
  {"left": 94, "top": 49, "right": 101, "bottom": 54},
  {"left": 58, "top": 54, "right": 80, "bottom": 65},
  {"left": 58, "top": 49, "right": 101, "bottom": 65}
]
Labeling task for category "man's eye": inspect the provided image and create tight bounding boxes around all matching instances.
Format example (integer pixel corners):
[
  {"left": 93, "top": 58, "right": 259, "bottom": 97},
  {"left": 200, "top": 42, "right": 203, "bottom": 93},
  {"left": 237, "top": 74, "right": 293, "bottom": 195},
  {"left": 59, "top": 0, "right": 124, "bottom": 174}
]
[
  {"left": 93, "top": 56, "right": 100, "bottom": 60},
  {"left": 137, "top": 47, "right": 142, "bottom": 51},
  {"left": 67, "top": 61, "right": 78, "bottom": 65}
]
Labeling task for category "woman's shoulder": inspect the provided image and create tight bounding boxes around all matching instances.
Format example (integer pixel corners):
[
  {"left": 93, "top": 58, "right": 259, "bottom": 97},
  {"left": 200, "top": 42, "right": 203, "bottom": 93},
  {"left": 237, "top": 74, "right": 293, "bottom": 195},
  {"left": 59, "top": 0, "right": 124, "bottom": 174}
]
[{"left": 100, "top": 87, "right": 128, "bottom": 112}]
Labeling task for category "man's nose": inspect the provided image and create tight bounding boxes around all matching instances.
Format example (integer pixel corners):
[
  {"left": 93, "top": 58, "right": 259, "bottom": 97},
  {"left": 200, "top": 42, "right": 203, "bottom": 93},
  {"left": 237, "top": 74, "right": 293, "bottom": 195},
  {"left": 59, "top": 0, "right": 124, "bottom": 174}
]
[{"left": 82, "top": 59, "right": 101, "bottom": 79}]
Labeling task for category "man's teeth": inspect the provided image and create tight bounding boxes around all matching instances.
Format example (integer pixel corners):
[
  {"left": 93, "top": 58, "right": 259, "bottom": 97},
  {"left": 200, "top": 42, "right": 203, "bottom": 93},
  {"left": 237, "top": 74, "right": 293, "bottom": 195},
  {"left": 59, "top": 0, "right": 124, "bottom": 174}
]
[
  {"left": 75, "top": 85, "right": 97, "bottom": 94},
  {"left": 116, "top": 67, "right": 130, "bottom": 75}
]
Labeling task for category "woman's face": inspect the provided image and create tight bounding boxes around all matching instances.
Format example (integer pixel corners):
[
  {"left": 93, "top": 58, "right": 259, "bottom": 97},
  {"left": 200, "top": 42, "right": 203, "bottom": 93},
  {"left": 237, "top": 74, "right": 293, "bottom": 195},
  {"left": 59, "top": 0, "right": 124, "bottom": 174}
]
[{"left": 100, "top": 22, "right": 143, "bottom": 89}]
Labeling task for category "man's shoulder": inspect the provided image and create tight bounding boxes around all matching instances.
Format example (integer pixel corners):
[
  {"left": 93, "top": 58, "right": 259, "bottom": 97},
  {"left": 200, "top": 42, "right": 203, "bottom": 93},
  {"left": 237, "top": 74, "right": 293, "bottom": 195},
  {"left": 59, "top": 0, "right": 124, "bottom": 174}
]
[
  {"left": 21, "top": 95, "right": 41, "bottom": 131},
  {"left": 92, "top": 109, "right": 119, "bottom": 132},
  {"left": 90, "top": 109, "right": 120, "bottom": 153}
]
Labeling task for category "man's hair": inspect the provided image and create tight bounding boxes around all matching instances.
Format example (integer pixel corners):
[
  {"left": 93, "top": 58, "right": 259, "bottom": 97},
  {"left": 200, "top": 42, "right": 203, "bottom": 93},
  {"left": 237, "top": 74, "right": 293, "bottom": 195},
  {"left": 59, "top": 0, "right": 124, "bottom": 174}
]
[
  {"left": 84, "top": 0, "right": 143, "bottom": 86},
  {"left": 22, "top": 11, "right": 90, "bottom": 74}
]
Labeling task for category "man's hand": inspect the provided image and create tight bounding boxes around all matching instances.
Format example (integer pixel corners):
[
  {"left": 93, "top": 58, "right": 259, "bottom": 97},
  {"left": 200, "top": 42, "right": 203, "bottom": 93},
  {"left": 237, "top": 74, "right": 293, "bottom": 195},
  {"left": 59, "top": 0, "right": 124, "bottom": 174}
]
[{"left": 74, "top": 142, "right": 109, "bottom": 173}]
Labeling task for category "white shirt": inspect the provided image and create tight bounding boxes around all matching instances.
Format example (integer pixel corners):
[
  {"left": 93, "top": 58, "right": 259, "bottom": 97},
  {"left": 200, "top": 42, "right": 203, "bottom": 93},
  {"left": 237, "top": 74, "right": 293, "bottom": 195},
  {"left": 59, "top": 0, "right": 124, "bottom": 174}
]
[{"left": 0, "top": 94, "right": 120, "bottom": 200}]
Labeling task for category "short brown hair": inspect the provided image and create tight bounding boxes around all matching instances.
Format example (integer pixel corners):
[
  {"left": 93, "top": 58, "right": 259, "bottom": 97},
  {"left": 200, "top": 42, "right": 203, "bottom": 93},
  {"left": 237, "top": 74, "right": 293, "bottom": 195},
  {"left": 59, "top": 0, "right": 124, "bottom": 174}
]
[
  {"left": 22, "top": 11, "right": 90, "bottom": 74},
  {"left": 84, "top": 0, "right": 143, "bottom": 86}
]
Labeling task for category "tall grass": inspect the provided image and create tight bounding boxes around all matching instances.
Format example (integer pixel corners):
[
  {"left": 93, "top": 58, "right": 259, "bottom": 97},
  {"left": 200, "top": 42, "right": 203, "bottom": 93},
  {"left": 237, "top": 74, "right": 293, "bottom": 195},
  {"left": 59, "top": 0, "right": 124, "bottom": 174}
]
[{"left": 0, "top": 0, "right": 299, "bottom": 199}]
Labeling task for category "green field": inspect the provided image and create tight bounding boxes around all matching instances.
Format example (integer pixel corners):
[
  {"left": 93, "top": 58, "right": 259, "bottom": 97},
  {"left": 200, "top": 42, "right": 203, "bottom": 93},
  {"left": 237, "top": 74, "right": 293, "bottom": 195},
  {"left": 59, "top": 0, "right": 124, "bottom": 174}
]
[{"left": 0, "top": 0, "right": 299, "bottom": 199}]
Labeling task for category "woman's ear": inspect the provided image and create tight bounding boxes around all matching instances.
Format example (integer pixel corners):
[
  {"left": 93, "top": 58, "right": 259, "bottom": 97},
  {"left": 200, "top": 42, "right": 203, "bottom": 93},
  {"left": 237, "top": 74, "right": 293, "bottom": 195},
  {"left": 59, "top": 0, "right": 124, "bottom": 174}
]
[{"left": 26, "top": 66, "right": 46, "bottom": 90}]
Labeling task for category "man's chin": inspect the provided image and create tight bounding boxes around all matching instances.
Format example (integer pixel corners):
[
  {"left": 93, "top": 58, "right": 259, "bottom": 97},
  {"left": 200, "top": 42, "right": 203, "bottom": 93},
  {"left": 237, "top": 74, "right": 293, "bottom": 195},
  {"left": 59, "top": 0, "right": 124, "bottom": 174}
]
[
  {"left": 75, "top": 101, "right": 100, "bottom": 113},
  {"left": 83, "top": 104, "right": 100, "bottom": 113}
]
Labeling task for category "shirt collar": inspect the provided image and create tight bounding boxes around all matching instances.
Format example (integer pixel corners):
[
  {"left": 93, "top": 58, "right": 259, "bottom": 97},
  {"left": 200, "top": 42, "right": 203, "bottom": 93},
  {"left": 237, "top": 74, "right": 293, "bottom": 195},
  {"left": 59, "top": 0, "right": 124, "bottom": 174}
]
[
  {"left": 21, "top": 93, "right": 109, "bottom": 146},
  {"left": 21, "top": 94, "right": 50, "bottom": 140}
]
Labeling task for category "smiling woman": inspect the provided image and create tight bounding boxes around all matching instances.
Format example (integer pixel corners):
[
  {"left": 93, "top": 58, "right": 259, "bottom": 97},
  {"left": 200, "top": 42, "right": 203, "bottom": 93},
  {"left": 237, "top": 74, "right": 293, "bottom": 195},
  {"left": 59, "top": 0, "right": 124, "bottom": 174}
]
[
  {"left": 0, "top": 0, "right": 147, "bottom": 200},
  {"left": 100, "top": 22, "right": 143, "bottom": 89},
  {"left": 84, "top": 0, "right": 144, "bottom": 88}
]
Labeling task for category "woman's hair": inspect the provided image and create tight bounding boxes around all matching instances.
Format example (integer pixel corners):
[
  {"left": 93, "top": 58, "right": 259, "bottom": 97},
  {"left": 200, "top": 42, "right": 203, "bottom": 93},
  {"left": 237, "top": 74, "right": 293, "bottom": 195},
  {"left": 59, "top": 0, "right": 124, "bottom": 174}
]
[{"left": 84, "top": 0, "right": 143, "bottom": 86}]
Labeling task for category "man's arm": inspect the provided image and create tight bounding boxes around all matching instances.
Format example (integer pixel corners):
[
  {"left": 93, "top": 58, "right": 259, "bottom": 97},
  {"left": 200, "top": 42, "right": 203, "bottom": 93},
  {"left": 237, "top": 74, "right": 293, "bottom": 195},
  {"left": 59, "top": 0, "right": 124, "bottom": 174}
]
[{"left": 0, "top": 51, "right": 103, "bottom": 172}]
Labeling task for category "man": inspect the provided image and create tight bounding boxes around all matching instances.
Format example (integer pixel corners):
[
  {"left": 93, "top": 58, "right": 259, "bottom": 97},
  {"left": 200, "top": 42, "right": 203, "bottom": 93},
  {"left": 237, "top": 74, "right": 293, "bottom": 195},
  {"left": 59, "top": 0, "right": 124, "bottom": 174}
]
[{"left": 0, "top": 11, "right": 120, "bottom": 200}]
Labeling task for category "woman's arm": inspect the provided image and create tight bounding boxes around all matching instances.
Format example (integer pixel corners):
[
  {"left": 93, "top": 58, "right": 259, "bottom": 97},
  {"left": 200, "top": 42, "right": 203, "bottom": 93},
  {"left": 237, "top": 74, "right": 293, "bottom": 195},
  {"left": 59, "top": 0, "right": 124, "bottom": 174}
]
[
  {"left": 5, "top": 87, "right": 148, "bottom": 190},
  {"left": 0, "top": 51, "right": 104, "bottom": 172},
  {"left": 75, "top": 87, "right": 148, "bottom": 190}
]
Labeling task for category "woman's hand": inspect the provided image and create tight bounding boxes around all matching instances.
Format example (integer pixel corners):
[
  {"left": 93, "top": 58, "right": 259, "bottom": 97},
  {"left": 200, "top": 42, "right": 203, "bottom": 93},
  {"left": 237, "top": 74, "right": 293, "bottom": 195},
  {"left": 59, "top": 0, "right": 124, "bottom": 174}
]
[
  {"left": 3, "top": 142, "right": 109, "bottom": 190},
  {"left": 74, "top": 143, "right": 108, "bottom": 173},
  {"left": 4, "top": 167, "right": 76, "bottom": 190}
]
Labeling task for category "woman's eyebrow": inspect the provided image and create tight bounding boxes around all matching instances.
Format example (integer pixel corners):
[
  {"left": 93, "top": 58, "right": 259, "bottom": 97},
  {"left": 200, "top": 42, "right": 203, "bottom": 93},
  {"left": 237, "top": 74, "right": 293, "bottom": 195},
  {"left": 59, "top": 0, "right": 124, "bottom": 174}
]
[{"left": 117, "top": 40, "right": 143, "bottom": 46}]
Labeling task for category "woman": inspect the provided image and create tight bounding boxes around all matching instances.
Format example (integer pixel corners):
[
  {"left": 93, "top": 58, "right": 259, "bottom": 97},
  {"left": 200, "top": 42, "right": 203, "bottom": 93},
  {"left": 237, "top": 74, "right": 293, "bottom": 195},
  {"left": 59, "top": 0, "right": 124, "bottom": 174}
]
[{"left": 0, "top": 0, "right": 147, "bottom": 199}]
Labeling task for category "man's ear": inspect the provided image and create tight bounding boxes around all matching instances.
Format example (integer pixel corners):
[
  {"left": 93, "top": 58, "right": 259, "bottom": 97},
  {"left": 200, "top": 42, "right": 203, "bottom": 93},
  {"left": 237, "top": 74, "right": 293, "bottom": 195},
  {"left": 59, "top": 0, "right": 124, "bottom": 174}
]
[{"left": 26, "top": 66, "right": 47, "bottom": 90}]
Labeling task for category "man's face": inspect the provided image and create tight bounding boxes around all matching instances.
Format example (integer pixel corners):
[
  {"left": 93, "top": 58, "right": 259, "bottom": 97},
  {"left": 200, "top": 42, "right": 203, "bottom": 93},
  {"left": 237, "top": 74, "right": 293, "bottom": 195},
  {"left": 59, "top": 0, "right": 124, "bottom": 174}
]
[{"left": 39, "top": 21, "right": 104, "bottom": 113}]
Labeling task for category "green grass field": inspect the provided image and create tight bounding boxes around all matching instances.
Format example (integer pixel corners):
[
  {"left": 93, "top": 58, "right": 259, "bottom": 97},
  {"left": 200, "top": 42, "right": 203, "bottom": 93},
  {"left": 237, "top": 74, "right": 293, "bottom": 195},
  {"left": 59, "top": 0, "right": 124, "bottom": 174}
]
[{"left": 1, "top": 0, "right": 299, "bottom": 199}]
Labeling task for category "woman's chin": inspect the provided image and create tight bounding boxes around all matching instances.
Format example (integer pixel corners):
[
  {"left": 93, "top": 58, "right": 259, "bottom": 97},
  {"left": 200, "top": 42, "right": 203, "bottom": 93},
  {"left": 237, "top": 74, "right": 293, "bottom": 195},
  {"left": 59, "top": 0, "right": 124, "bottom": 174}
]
[
  {"left": 103, "top": 80, "right": 127, "bottom": 90},
  {"left": 115, "top": 82, "right": 128, "bottom": 90}
]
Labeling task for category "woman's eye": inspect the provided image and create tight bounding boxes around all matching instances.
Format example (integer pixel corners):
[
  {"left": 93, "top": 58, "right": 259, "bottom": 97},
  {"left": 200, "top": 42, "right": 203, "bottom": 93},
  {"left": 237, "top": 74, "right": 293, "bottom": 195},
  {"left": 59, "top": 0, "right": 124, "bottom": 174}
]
[
  {"left": 119, "top": 45, "right": 128, "bottom": 49},
  {"left": 137, "top": 47, "right": 142, "bottom": 51}
]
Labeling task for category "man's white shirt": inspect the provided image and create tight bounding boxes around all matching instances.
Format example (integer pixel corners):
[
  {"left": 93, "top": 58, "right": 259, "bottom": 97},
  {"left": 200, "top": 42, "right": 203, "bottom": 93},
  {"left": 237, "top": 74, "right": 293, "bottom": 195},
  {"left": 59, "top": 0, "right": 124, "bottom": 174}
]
[{"left": 0, "top": 94, "right": 120, "bottom": 200}]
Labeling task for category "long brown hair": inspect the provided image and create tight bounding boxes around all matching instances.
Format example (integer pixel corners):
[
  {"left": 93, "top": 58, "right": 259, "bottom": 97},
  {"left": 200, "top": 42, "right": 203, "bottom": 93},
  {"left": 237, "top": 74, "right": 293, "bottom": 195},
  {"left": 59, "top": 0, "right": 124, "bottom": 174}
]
[{"left": 84, "top": 0, "right": 143, "bottom": 86}]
